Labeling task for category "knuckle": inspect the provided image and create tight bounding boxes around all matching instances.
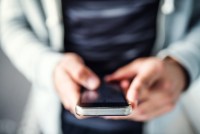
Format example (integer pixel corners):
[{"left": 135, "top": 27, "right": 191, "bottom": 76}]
[
  {"left": 153, "top": 59, "right": 164, "bottom": 72},
  {"left": 160, "top": 94, "right": 174, "bottom": 106},
  {"left": 164, "top": 94, "right": 173, "bottom": 104},
  {"left": 135, "top": 79, "right": 149, "bottom": 91},
  {"left": 156, "top": 64, "right": 164, "bottom": 74},
  {"left": 166, "top": 99, "right": 176, "bottom": 108},
  {"left": 140, "top": 79, "right": 149, "bottom": 88},
  {"left": 66, "top": 53, "right": 83, "bottom": 63},
  {"left": 135, "top": 80, "right": 144, "bottom": 89},
  {"left": 75, "top": 65, "right": 86, "bottom": 78},
  {"left": 64, "top": 53, "right": 77, "bottom": 59},
  {"left": 59, "top": 61, "right": 66, "bottom": 69},
  {"left": 166, "top": 92, "right": 174, "bottom": 100},
  {"left": 167, "top": 103, "right": 175, "bottom": 111},
  {"left": 164, "top": 81, "right": 172, "bottom": 90}
]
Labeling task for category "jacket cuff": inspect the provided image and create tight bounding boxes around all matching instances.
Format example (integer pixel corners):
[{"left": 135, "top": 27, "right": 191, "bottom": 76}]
[
  {"left": 35, "top": 51, "right": 63, "bottom": 90},
  {"left": 157, "top": 41, "right": 200, "bottom": 86}
]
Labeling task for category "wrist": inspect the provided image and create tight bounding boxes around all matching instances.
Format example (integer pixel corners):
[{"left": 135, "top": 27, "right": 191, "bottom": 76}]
[{"left": 163, "top": 57, "right": 190, "bottom": 91}]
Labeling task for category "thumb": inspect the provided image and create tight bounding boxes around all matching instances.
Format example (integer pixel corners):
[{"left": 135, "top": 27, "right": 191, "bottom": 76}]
[
  {"left": 126, "top": 77, "right": 142, "bottom": 107},
  {"left": 73, "top": 66, "right": 100, "bottom": 90},
  {"left": 64, "top": 64, "right": 100, "bottom": 90},
  {"left": 126, "top": 67, "right": 160, "bottom": 107},
  {"left": 83, "top": 71, "right": 100, "bottom": 90}
]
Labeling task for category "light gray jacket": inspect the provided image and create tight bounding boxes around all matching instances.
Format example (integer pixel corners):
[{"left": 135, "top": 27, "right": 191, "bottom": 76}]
[{"left": 1, "top": 0, "right": 200, "bottom": 134}]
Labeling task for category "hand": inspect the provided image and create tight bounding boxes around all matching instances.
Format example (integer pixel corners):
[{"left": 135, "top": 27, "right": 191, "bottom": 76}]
[
  {"left": 105, "top": 57, "right": 187, "bottom": 121},
  {"left": 53, "top": 53, "right": 100, "bottom": 116}
]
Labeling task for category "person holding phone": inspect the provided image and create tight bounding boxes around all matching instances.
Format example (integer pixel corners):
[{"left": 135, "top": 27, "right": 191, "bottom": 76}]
[{"left": 1, "top": 0, "right": 200, "bottom": 134}]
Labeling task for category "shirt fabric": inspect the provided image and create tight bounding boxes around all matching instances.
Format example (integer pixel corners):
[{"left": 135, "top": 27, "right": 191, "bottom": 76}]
[{"left": 62, "top": 0, "right": 159, "bottom": 133}]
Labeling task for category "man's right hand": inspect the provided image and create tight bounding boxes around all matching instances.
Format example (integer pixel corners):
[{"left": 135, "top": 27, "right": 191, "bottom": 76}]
[{"left": 53, "top": 53, "right": 100, "bottom": 115}]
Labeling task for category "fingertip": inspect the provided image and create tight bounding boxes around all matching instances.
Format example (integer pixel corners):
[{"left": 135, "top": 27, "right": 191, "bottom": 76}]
[
  {"left": 104, "top": 75, "right": 116, "bottom": 82},
  {"left": 75, "top": 114, "right": 85, "bottom": 120},
  {"left": 102, "top": 116, "right": 110, "bottom": 120},
  {"left": 86, "top": 76, "right": 100, "bottom": 90},
  {"left": 94, "top": 77, "right": 101, "bottom": 89},
  {"left": 127, "top": 92, "right": 134, "bottom": 102},
  {"left": 120, "top": 80, "right": 130, "bottom": 90},
  {"left": 131, "top": 102, "right": 136, "bottom": 109},
  {"left": 127, "top": 91, "right": 139, "bottom": 108},
  {"left": 104, "top": 75, "right": 111, "bottom": 81}
]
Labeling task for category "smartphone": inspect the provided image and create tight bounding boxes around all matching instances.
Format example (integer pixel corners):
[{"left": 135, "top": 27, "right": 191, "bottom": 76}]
[{"left": 75, "top": 81, "right": 132, "bottom": 116}]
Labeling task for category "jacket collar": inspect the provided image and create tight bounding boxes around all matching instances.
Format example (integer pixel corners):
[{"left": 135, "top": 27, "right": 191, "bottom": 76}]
[
  {"left": 41, "top": 0, "right": 64, "bottom": 51},
  {"left": 41, "top": 0, "right": 62, "bottom": 27}
]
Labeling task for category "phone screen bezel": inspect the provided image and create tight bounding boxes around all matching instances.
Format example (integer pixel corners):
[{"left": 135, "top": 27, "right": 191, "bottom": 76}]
[{"left": 77, "top": 82, "right": 129, "bottom": 108}]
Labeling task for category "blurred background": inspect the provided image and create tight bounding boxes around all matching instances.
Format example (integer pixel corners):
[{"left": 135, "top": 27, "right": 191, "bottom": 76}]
[
  {"left": 1, "top": 0, "right": 200, "bottom": 134},
  {"left": 0, "top": 48, "right": 30, "bottom": 134}
]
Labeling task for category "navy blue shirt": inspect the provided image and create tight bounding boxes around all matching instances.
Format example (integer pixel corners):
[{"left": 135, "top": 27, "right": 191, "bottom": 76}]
[
  {"left": 62, "top": 0, "right": 159, "bottom": 132},
  {"left": 63, "top": 0, "right": 159, "bottom": 76}
]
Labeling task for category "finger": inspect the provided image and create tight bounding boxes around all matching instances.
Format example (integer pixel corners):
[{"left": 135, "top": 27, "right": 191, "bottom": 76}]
[
  {"left": 56, "top": 69, "right": 80, "bottom": 113},
  {"left": 74, "top": 114, "right": 88, "bottom": 120},
  {"left": 138, "top": 88, "right": 150, "bottom": 104},
  {"left": 120, "top": 79, "right": 131, "bottom": 94},
  {"left": 57, "top": 71, "right": 80, "bottom": 114},
  {"left": 126, "top": 64, "right": 161, "bottom": 106},
  {"left": 126, "top": 77, "right": 146, "bottom": 107},
  {"left": 105, "top": 63, "right": 138, "bottom": 82},
  {"left": 63, "top": 61, "right": 100, "bottom": 90}
]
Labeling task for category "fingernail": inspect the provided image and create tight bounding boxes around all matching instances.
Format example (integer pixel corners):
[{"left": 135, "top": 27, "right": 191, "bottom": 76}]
[
  {"left": 130, "top": 100, "right": 138, "bottom": 109},
  {"left": 127, "top": 95, "right": 138, "bottom": 108},
  {"left": 131, "top": 103, "right": 135, "bottom": 109},
  {"left": 86, "top": 77, "right": 99, "bottom": 90}
]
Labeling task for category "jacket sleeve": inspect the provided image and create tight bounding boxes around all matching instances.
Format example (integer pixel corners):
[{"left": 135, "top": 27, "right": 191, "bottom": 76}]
[
  {"left": 0, "top": 0, "right": 63, "bottom": 90},
  {"left": 158, "top": 20, "right": 200, "bottom": 85}
]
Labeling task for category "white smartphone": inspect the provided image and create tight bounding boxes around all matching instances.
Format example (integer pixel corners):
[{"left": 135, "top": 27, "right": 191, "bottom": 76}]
[{"left": 75, "top": 81, "right": 132, "bottom": 116}]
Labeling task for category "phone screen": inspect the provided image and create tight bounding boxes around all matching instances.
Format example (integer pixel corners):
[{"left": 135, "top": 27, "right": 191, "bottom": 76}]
[{"left": 78, "top": 81, "right": 129, "bottom": 107}]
